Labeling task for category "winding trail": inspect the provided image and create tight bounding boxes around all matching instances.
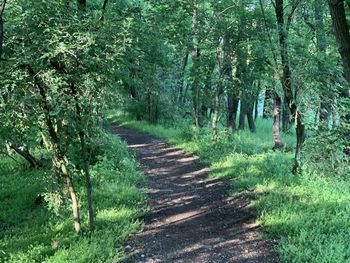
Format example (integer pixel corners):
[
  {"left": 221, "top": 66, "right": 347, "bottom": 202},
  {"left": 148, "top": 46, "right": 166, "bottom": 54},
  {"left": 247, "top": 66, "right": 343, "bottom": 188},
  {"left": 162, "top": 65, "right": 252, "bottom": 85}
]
[{"left": 113, "top": 126, "right": 279, "bottom": 263}]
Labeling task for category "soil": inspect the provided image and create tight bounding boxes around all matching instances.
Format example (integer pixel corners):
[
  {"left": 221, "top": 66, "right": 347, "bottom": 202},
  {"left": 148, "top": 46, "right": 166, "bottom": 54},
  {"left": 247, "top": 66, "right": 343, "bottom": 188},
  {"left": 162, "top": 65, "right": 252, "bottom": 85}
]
[{"left": 112, "top": 126, "right": 280, "bottom": 263}]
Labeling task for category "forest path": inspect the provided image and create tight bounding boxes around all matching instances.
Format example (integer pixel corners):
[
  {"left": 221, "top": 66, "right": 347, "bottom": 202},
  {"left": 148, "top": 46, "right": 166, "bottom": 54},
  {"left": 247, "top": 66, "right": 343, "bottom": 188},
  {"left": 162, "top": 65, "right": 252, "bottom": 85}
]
[{"left": 112, "top": 126, "right": 279, "bottom": 263}]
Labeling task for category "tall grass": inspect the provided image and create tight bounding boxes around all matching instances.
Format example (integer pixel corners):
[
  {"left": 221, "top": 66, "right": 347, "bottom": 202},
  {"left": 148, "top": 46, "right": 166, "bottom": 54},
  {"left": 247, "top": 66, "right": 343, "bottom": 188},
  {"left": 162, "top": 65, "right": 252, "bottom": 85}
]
[
  {"left": 111, "top": 110, "right": 350, "bottom": 263},
  {"left": 0, "top": 133, "right": 148, "bottom": 263}
]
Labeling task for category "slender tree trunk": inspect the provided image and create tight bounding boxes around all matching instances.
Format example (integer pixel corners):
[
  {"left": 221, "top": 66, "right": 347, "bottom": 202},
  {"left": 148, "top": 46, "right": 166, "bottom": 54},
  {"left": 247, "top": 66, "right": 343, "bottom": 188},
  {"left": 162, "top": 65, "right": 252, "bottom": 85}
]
[
  {"left": 238, "top": 100, "right": 246, "bottom": 130},
  {"left": 0, "top": 0, "right": 7, "bottom": 60},
  {"left": 247, "top": 102, "right": 256, "bottom": 132},
  {"left": 328, "top": 0, "right": 350, "bottom": 153},
  {"left": 147, "top": 86, "right": 152, "bottom": 122},
  {"left": 26, "top": 65, "right": 82, "bottom": 233},
  {"left": 189, "top": 5, "right": 201, "bottom": 127},
  {"left": 272, "top": 92, "right": 283, "bottom": 149},
  {"left": 254, "top": 98, "right": 259, "bottom": 121},
  {"left": 315, "top": 1, "right": 331, "bottom": 129},
  {"left": 227, "top": 96, "right": 239, "bottom": 131},
  {"left": 178, "top": 49, "right": 190, "bottom": 104},
  {"left": 275, "top": 0, "right": 305, "bottom": 173},
  {"left": 282, "top": 98, "right": 291, "bottom": 132},
  {"left": 328, "top": 0, "right": 350, "bottom": 86},
  {"left": 78, "top": 131, "right": 94, "bottom": 231},
  {"left": 263, "top": 87, "right": 272, "bottom": 119},
  {"left": 58, "top": 156, "right": 81, "bottom": 233},
  {"left": 70, "top": 83, "right": 95, "bottom": 231},
  {"left": 212, "top": 83, "right": 222, "bottom": 141}
]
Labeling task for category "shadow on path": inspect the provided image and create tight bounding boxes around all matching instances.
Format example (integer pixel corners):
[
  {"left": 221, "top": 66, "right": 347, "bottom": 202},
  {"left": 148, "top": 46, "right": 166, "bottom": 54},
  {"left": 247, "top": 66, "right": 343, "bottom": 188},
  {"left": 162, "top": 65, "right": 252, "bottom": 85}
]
[{"left": 112, "top": 126, "right": 279, "bottom": 263}]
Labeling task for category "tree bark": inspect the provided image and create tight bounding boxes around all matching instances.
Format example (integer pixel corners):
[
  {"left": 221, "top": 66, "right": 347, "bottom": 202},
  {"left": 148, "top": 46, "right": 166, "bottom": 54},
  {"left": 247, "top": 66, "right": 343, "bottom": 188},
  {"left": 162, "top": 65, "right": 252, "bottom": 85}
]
[
  {"left": 315, "top": 1, "right": 331, "bottom": 129},
  {"left": 238, "top": 99, "right": 246, "bottom": 130},
  {"left": 275, "top": 0, "right": 305, "bottom": 173},
  {"left": 328, "top": 0, "right": 350, "bottom": 87},
  {"left": 272, "top": 92, "right": 283, "bottom": 149},
  {"left": 254, "top": 98, "right": 259, "bottom": 121},
  {"left": 328, "top": 0, "right": 350, "bottom": 154},
  {"left": 247, "top": 102, "right": 256, "bottom": 132},
  {"left": 282, "top": 98, "right": 291, "bottom": 132},
  {"left": 70, "top": 84, "right": 95, "bottom": 231},
  {"left": 227, "top": 95, "right": 239, "bottom": 131},
  {"left": 178, "top": 48, "right": 190, "bottom": 104},
  {"left": 0, "top": 0, "right": 7, "bottom": 60},
  {"left": 212, "top": 83, "right": 222, "bottom": 141},
  {"left": 25, "top": 65, "right": 82, "bottom": 233},
  {"left": 263, "top": 87, "right": 272, "bottom": 119}
]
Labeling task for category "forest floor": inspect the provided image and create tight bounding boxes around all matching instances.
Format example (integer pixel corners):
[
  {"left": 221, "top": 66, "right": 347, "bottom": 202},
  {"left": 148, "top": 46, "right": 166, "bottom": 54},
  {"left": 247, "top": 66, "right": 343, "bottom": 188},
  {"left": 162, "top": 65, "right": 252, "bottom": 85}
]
[{"left": 113, "top": 125, "right": 279, "bottom": 263}]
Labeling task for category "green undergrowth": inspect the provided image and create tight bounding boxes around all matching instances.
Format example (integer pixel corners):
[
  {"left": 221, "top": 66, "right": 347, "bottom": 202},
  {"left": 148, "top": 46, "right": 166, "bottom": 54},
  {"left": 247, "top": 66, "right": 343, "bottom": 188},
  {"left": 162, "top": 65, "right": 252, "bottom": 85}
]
[
  {"left": 110, "top": 110, "right": 350, "bottom": 263},
  {"left": 0, "top": 133, "right": 148, "bottom": 263}
]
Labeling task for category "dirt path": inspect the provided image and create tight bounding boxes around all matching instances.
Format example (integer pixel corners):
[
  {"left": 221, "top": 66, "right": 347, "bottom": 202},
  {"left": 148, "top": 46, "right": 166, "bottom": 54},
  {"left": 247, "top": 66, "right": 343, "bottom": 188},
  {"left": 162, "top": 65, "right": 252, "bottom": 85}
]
[{"left": 112, "top": 126, "right": 279, "bottom": 263}]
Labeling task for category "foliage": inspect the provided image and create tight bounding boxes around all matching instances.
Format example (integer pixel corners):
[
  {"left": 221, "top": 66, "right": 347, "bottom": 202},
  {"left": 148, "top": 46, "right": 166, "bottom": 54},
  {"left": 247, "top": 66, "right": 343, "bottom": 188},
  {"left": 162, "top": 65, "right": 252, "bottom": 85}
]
[
  {"left": 0, "top": 133, "right": 147, "bottom": 263},
  {"left": 115, "top": 112, "right": 350, "bottom": 263}
]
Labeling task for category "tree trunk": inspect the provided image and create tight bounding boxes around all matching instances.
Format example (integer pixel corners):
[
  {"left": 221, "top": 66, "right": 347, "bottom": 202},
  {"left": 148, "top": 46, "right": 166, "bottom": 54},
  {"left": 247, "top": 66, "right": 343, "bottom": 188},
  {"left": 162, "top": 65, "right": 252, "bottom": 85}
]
[
  {"left": 328, "top": 0, "right": 350, "bottom": 153},
  {"left": 227, "top": 95, "right": 239, "bottom": 131},
  {"left": 254, "top": 98, "right": 259, "bottom": 121},
  {"left": 238, "top": 100, "right": 246, "bottom": 130},
  {"left": 26, "top": 65, "right": 82, "bottom": 233},
  {"left": 189, "top": 5, "right": 201, "bottom": 127},
  {"left": 0, "top": 0, "right": 7, "bottom": 60},
  {"left": 78, "top": 131, "right": 94, "bottom": 231},
  {"left": 315, "top": 1, "right": 331, "bottom": 129},
  {"left": 70, "top": 83, "right": 95, "bottom": 231},
  {"left": 58, "top": 156, "right": 81, "bottom": 233},
  {"left": 212, "top": 83, "right": 222, "bottom": 142},
  {"left": 263, "top": 87, "right": 272, "bottom": 119},
  {"left": 147, "top": 86, "right": 152, "bottom": 122},
  {"left": 178, "top": 48, "right": 190, "bottom": 104},
  {"left": 272, "top": 92, "right": 283, "bottom": 149},
  {"left": 275, "top": 0, "right": 305, "bottom": 173},
  {"left": 282, "top": 98, "right": 291, "bottom": 132},
  {"left": 247, "top": 102, "right": 256, "bottom": 132},
  {"left": 328, "top": 0, "right": 350, "bottom": 86}
]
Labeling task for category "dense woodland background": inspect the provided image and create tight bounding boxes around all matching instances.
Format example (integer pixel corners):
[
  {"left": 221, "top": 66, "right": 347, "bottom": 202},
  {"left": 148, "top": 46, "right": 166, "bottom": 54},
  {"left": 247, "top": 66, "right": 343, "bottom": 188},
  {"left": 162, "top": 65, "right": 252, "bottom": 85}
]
[{"left": 1, "top": 0, "right": 350, "bottom": 262}]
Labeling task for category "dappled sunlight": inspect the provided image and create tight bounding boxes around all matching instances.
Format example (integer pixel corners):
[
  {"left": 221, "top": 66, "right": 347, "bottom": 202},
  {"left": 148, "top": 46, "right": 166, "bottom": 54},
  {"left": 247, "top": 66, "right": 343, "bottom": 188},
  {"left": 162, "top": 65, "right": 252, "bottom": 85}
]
[
  {"left": 128, "top": 143, "right": 151, "bottom": 149},
  {"left": 115, "top": 126, "right": 279, "bottom": 262}
]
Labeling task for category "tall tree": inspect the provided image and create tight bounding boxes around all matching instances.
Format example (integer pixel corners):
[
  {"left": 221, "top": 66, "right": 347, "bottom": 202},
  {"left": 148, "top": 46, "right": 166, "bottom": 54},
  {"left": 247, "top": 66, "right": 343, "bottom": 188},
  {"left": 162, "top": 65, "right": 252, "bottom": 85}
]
[
  {"left": 328, "top": 0, "right": 350, "bottom": 153},
  {"left": 274, "top": 0, "right": 305, "bottom": 173},
  {"left": 0, "top": 0, "right": 7, "bottom": 59}
]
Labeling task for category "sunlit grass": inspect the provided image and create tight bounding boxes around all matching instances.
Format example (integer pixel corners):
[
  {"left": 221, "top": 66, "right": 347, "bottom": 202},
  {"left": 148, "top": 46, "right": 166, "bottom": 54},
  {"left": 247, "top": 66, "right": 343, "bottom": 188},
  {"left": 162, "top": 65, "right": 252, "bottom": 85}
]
[
  {"left": 0, "top": 133, "right": 148, "bottom": 263},
  {"left": 111, "top": 110, "right": 350, "bottom": 263}
]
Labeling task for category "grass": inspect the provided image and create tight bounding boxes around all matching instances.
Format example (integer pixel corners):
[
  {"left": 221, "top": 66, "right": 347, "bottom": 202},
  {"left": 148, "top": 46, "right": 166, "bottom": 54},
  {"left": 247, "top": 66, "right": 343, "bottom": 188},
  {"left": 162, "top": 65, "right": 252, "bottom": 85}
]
[
  {"left": 110, "top": 110, "right": 350, "bottom": 263},
  {"left": 0, "top": 132, "right": 148, "bottom": 263}
]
